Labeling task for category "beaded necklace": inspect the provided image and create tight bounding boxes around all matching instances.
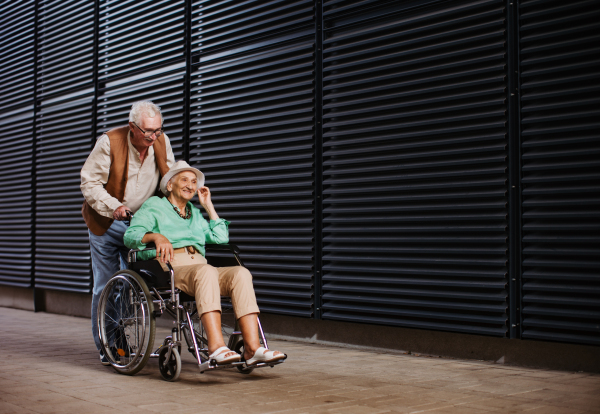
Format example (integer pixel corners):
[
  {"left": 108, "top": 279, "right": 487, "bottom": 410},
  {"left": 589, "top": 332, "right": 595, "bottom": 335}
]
[{"left": 168, "top": 199, "right": 192, "bottom": 219}]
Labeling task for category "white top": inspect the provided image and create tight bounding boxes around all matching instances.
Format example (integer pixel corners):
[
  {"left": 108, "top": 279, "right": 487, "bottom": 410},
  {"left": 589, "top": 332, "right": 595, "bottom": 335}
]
[{"left": 80, "top": 130, "right": 175, "bottom": 218}]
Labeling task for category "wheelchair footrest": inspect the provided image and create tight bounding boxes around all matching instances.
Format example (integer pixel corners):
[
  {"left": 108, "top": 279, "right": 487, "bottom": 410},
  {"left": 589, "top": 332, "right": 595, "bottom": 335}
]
[
  {"left": 247, "top": 356, "right": 287, "bottom": 369},
  {"left": 197, "top": 360, "right": 244, "bottom": 373},
  {"left": 198, "top": 360, "right": 214, "bottom": 373},
  {"left": 197, "top": 356, "right": 286, "bottom": 373}
]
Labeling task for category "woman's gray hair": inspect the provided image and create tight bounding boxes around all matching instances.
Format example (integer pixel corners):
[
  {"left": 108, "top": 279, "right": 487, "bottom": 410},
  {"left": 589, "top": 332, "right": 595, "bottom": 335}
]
[{"left": 129, "top": 100, "right": 162, "bottom": 124}]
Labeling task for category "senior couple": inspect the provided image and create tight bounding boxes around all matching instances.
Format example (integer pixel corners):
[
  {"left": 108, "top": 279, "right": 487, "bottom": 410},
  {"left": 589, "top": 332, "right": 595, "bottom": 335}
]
[{"left": 81, "top": 100, "right": 284, "bottom": 367}]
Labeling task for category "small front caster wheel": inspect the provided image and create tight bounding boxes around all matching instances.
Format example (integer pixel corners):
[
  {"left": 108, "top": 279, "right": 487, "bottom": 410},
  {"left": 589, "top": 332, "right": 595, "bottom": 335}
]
[{"left": 158, "top": 346, "right": 181, "bottom": 381}]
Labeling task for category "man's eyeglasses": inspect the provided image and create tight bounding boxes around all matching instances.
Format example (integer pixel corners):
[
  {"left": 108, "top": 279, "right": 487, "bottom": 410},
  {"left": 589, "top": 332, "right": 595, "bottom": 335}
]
[{"left": 133, "top": 122, "right": 164, "bottom": 138}]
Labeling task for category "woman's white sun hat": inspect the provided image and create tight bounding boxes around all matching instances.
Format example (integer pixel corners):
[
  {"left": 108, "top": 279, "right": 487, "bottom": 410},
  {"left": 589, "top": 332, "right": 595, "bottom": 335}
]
[{"left": 160, "top": 160, "right": 205, "bottom": 195}]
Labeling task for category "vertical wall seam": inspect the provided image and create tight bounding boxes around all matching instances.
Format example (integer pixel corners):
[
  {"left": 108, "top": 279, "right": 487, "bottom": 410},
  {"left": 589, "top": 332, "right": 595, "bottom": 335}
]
[
  {"left": 89, "top": 0, "right": 101, "bottom": 295},
  {"left": 183, "top": 0, "right": 192, "bottom": 163},
  {"left": 32, "top": 0, "right": 39, "bottom": 310},
  {"left": 506, "top": 0, "right": 522, "bottom": 339},
  {"left": 515, "top": 0, "right": 523, "bottom": 337},
  {"left": 314, "top": 0, "right": 324, "bottom": 320}
]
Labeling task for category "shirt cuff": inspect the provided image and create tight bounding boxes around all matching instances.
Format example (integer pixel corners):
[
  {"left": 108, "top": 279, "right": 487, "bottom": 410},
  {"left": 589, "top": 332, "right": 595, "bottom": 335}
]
[
  {"left": 209, "top": 218, "right": 230, "bottom": 228},
  {"left": 94, "top": 207, "right": 114, "bottom": 219},
  {"left": 137, "top": 232, "right": 153, "bottom": 247},
  {"left": 123, "top": 230, "right": 147, "bottom": 250},
  {"left": 102, "top": 198, "right": 123, "bottom": 216}
]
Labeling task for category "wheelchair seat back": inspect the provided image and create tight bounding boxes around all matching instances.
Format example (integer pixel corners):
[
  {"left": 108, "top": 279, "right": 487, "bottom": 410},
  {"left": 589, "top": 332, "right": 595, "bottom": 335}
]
[
  {"left": 203, "top": 254, "right": 239, "bottom": 268},
  {"left": 127, "top": 244, "right": 243, "bottom": 293}
]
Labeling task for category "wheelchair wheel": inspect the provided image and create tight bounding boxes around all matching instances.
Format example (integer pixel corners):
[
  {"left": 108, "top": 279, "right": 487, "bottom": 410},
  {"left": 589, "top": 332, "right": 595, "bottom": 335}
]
[
  {"left": 158, "top": 346, "right": 181, "bottom": 381},
  {"left": 97, "top": 270, "right": 155, "bottom": 375}
]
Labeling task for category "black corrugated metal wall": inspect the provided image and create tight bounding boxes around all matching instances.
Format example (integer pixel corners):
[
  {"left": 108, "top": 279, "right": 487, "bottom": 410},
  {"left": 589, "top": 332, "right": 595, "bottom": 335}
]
[
  {"left": 0, "top": 0, "right": 597, "bottom": 346},
  {"left": 189, "top": 0, "right": 316, "bottom": 317},
  {"left": 518, "top": 0, "right": 600, "bottom": 346},
  {"left": 321, "top": 0, "right": 510, "bottom": 336},
  {"left": 0, "top": 1, "right": 35, "bottom": 288},
  {"left": 34, "top": 0, "right": 95, "bottom": 292}
]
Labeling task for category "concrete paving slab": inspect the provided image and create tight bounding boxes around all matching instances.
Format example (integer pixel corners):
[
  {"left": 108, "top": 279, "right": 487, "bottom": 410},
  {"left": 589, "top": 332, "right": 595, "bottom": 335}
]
[{"left": 1, "top": 307, "right": 599, "bottom": 414}]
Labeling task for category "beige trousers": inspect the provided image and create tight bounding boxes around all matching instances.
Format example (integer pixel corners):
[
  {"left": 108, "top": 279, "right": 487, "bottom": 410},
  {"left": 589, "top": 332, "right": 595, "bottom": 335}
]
[{"left": 158, "top": 249, "right": 260, "bottom": 319}]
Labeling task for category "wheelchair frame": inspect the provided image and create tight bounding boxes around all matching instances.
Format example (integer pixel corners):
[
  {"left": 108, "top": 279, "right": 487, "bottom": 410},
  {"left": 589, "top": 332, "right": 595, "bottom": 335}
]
[{"left": 96, "top": 243, "right": 285, "bottom": 381}]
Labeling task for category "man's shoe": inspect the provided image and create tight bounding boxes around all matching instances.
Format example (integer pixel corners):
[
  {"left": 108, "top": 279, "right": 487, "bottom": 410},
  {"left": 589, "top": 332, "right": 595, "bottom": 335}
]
[{"left": 99, "top": 351, "right": 111, "bottom": 366}]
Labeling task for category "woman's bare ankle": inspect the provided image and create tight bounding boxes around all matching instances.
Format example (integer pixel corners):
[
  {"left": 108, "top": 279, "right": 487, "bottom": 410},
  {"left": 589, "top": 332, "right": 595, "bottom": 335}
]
[
  {"left": 243, "top": 346, "right": 258, "bottom": 360},
  {"left": 208, "top": 343, "right": 228, "bottom": 355}
]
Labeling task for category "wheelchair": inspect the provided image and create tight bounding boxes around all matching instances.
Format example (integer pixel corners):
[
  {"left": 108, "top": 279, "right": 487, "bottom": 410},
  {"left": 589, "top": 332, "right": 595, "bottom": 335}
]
[{"left": 96, "top": 243, "right": 285, "bottom": 381}]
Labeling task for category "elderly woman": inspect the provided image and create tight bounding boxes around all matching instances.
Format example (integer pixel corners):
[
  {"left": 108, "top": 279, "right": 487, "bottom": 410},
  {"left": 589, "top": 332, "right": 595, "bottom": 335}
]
[{"left": 124, "top": 160, "right": 285, "bottom": 365}]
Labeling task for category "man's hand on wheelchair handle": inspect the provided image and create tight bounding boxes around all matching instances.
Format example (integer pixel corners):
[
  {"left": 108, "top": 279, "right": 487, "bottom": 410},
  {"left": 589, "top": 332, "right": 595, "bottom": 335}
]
[
  {"left": 141, "top": 233, "right": 174, "bottom": 263},
  {"left": 113, "top": 205, "right": 132, "bottom": 221}
]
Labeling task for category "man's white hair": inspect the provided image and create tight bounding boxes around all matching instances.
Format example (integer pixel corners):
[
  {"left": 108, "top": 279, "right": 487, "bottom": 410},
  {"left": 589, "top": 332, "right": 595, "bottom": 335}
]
[{"left": 129, "top": 100, "right": 162, "bottom": 124}]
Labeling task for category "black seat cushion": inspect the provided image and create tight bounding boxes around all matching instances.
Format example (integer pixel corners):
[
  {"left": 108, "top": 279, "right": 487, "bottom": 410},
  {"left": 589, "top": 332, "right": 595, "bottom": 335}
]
[{"left": 130, "top": 260, "right": 171, "bottom": 289}]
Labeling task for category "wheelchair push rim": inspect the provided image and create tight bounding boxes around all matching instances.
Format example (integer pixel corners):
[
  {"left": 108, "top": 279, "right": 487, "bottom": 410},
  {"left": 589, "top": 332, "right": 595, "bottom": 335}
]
[{"left": 97, "top": 270, "right": 155, "bottom": 375}]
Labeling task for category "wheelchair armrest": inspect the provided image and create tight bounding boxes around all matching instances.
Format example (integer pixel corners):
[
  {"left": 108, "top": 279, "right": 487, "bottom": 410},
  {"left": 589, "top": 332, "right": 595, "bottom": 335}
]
[
  {"left": 129, "top": 242, "right": 157, "bottom": 253},
  {"left": 128, "top": 243, "right": 158, "bottom": 264},
  {"left": 205, "top": 243, "right": 239, "bottom": 255}
]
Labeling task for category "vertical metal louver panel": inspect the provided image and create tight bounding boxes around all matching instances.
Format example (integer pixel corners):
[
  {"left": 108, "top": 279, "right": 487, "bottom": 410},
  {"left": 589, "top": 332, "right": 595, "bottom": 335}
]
[
  {"left": 519, "top": 0, "right": 600, "bottom": 345},
  {"left": 191, "top": 0, "right": 313, "bottom": 54},
  {"left": 98, "top": 0, "right": 185, "bottom": 81},
  {"left": 37, "top": 0, "right": 95, "bottom": 98},
  {"left": 189, "top": 31, "right": 316, "bottom": 316},
  {"left": 0, "top": 109, "right": 34, "bottom": 287},
  {"left": 96, "top": 69, "right": 186, "bottom": 159},
  {"left": 0, "top": 0, "right": 34, "bottom": 112},
  {"left": 321, "top": 0, "right": 509, "bottom": 335},
  {"left": 35, "top": 94, "right": 94, "bottom": 292}
]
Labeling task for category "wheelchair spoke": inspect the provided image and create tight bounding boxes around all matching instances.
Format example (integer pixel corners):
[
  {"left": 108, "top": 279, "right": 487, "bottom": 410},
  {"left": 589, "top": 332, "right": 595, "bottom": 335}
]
[{"left": 102, "top": 311, "right": 119, "bottom": 326}]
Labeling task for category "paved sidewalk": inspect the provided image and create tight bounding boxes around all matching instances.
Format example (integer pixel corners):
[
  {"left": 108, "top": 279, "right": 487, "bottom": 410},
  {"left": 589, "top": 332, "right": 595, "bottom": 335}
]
[{"left": 0, "top": 307, "right": 599, "bottom": 414}]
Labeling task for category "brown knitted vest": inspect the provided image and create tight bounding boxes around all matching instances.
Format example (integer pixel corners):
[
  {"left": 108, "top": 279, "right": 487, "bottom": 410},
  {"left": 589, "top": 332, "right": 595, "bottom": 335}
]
[{"left": 82, "top": 125, "right": 170, "bottom": 236}]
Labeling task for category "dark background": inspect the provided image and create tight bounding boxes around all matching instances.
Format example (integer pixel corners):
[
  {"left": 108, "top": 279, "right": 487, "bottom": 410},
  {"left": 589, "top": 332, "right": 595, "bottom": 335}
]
[{"left": 0, "top": 0, "right": 598, "bottom": 347}]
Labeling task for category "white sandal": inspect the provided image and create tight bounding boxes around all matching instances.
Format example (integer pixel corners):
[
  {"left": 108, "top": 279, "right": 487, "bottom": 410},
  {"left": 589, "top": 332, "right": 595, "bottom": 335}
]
[
  {"left": 246, "top": 346, "right": 286, "bottom": 366},
  {"left": 209, "top": 346, "right": 241, "bottom": 364}
]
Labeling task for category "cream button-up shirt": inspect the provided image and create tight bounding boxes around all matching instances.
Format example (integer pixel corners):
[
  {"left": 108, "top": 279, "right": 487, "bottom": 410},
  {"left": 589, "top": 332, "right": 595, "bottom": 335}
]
[{"left": 80, "top": 131, "right": 175, "bottom": 218}]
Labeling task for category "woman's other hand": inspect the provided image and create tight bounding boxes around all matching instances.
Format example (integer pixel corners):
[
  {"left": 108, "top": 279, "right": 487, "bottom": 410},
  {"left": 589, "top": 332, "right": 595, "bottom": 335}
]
[
  {"left": 198, "top": 186, "right": 212, "bottom": 208},
  {"left": 198, "top": 186, "right": 219, "bottom": 220}
]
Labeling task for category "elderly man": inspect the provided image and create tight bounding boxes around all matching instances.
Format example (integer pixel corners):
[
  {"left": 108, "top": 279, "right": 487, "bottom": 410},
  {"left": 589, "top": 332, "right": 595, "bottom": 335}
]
[
  {"left": 124, "top": 161, "right": 285, "bottom": 365},
  {"left": 81, "top": 101, "right": 174, "bottom": 364}
]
